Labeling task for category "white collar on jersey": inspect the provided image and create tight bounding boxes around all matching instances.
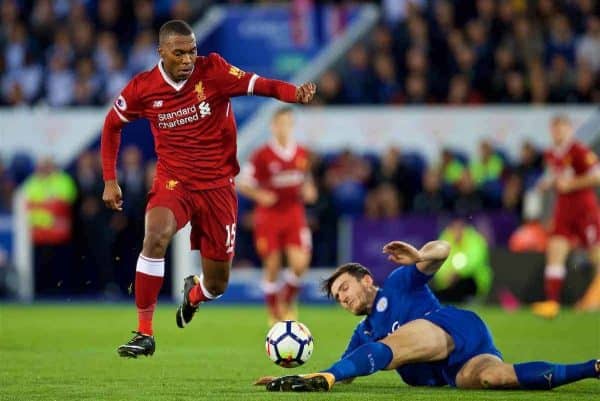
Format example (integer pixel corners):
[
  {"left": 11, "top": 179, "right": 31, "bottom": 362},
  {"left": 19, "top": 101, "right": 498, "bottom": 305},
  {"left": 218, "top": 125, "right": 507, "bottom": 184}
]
[
  {"left": 158, "top": 60, "right": 193, "bottom": 92},
  {"left": 269, "top": 139, "right": 298, "bottom": 161}
]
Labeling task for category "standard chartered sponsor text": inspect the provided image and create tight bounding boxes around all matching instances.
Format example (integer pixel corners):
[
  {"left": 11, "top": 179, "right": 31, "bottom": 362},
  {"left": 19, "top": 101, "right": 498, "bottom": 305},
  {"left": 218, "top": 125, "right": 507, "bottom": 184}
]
[{"left": 158, "top": 104, "right": 200, "bottom": 129}]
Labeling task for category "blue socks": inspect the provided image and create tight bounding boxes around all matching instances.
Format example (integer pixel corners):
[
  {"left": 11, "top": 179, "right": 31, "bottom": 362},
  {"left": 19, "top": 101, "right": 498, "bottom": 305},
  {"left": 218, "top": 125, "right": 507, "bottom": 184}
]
[
  {"left": 324, "top": 342, "right": 393, "bottom": 382},
  {"left": 514, "top": 360, "right": 598, "bottom": 389}
]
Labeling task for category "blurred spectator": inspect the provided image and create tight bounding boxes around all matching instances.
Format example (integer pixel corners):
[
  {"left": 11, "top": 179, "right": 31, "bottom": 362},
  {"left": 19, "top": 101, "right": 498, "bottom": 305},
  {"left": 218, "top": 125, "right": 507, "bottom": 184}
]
[
  {"left": 45, "top": 54, "right": 75, "bottom": 107},
  {"left": 401, "top": 73, "right": 429, "bottom": 104},
  {"left": 446, "top": 74, "right": 483, "bottom": 105},
  {"left": 412, "top": 168, "right": 445, "bottom": 214},
  {"left": 324, "top": 149, "right": 370, "bottom": 216},
  {"left": 71, "top": 150, "right": 113, "bottom": 294},
  {"left": 372, "top": 52, "right": 401, "bottom": 103},
  {"left": 128, "top": 30, "right": 158, "bottom": 74},
  {"left": 439, "top": 148, "right": 465, "bottom": 186},
  {"left": 23, "top": 157, "right": 77, "bottom": 295},
  {"left": 0, "top": 158, "right": 14, "bottom": 213},
  {"left": 576, "top": 15, "right": 600, "bottom": 72},
  {"left": 433, "top": 218, "right": 493, "bottom": 303},
  {"left": 470, "top": 140, "right": 504, "bottom": 186},
  {"left": 365, "top": 182, "right": 401, "bottom": 219},
  {"left": 567, "top": 65, "right": 598, "bottom": 103},
  {"left": 314, "top": 69, "right": 344, "bottom": 104},
  {"left": 515, "top": 141, "right": 544, "bottom": 190},
  {"left": 372, "top": 147, "right": 413, "bottom": 208},
  {"left": 341, "top": 44, "right": 372, "bottom": 103},
  {"left": 502, "top": 71, "right": 529, "bottom": 103},
  {"left": 452, "top": 171, "right": 483, "bottom": 216},
  {"left": 547, "top": 54, "right": 576, "bottom": 102}
]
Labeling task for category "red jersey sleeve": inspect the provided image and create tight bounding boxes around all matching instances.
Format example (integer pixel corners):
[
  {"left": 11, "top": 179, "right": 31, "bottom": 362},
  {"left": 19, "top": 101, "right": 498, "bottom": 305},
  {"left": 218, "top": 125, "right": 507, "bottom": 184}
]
[
  {"left": 572, "top": 142, "right": 599, "bottom": 175},
  {"left": 112, "top": 77, "right": 144, "bottom": 123},
  {"left": 209, "top": 52, "right": 254, "bottom": 97}
]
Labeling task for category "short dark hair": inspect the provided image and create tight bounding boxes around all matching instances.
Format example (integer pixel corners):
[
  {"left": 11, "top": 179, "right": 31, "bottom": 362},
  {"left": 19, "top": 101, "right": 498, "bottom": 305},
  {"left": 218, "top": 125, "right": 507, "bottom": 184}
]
[
  {"left": 272, "top": 106, "right": 294, "bottom": 121},
  {"left": 159, "top": 20, "right": 194, "bottom": 43},
  {"left": 321, "top": 263, "right": 372, "bottom": 299}
]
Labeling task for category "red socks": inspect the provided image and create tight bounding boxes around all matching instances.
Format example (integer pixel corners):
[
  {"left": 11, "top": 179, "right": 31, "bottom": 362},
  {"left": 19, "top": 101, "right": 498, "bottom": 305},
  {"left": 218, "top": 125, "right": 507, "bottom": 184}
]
[
  {"left": 282, "top": 270, "right": 301, "bottom": 305},
  {"left": 262, "top": 281, "right": 281, "bottom": 319},
  {"left": 544, "top": 265, "right": 566, "bottom": 302},
  {"left": 188, "top": 274, "right": 220, "bottom": 305},
  {"left": 135, "top": 255, "right": 165, "bottom": 335}
]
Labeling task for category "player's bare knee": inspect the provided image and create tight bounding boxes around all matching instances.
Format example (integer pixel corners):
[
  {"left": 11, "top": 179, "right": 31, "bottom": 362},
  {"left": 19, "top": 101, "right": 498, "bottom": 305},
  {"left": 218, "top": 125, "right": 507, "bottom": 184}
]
[
  {"left": 143, "top": 229, "right": 173, "bottom": 256},
  {"left": 478, "top": 367, "right": 515, "bottom": 389}
]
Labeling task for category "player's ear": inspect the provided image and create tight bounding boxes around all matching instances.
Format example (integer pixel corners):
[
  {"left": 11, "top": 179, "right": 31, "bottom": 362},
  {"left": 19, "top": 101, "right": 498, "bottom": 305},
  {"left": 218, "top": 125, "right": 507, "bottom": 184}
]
[{"left": 362, "top": 274, "right": 374, "bottom": 286}]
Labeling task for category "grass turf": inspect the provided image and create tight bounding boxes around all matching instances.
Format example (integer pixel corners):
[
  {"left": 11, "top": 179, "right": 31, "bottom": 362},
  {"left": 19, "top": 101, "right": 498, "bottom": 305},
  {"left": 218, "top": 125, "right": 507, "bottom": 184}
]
[{"left": 0, "top": 304, "right": 598, "bottom": 401}]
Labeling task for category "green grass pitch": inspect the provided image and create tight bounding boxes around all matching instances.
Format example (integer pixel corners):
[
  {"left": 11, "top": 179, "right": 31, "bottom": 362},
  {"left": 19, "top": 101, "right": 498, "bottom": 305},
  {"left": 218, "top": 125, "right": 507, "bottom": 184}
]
[{"left": 0, "top": 304, "right": 598, "bottom": 400}]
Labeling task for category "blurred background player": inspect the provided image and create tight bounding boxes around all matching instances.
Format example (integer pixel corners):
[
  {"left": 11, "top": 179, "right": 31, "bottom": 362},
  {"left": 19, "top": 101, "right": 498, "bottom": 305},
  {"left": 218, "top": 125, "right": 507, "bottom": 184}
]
[
  {"left": 101, "top": 20, "right": 316, "bottom": 357},
  {"left": 532, "top": 115, "right": 600, "bottom": 319},
  {"left": 238, "top": 107, "right": 317, "bottom": 324}
]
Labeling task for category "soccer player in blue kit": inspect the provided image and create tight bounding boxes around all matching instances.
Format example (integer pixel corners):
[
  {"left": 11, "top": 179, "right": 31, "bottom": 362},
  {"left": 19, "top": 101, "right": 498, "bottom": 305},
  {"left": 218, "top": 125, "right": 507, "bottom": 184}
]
[{"left": 257, "top": 240, "right": 599, "bottom": 392}]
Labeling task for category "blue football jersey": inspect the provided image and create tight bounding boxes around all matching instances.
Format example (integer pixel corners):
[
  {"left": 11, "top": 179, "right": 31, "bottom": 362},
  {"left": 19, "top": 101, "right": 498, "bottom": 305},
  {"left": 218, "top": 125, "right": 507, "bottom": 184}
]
[{"left": 341, "top": 265, "right": 441, "bottom": 358}]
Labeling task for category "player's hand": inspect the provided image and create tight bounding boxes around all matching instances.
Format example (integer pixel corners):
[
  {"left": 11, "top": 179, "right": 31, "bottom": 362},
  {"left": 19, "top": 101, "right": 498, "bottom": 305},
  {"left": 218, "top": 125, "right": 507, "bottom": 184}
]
[
  {"left": 102, "top": 180, "right": 123, "bottom": 211},
  {"left": 296, "top": 82, "right": 316, "bottom": 104},
  {"left": 254, "top": 376, "right": 276, "bottom": 385},
  {"left": 255, "top": 190, "right": 278, "bottom": 207},
  {"left": 382, "top": 241, "right": 423, "bottom": 265},
  {"left": 555, "top": 177, "right": 573, "bottom": 193}
]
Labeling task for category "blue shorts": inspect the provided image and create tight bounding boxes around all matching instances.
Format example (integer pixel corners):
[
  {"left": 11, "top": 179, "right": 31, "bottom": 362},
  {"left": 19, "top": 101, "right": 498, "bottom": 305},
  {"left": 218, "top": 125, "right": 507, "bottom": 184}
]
[{"left": 419, "top": 306, "right": 503, "bottom": 387}]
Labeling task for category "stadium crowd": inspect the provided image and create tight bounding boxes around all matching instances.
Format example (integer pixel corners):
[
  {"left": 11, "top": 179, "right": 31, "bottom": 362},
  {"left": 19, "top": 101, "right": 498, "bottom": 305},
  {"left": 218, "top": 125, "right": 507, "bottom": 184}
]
[
  {"left": 0, "top": 0, "right": 198, "bottom": 106},
  {"left": 0, "top": 139, "right": 542, "bottom": 296},
  {"left": 315, "top": 0, "right": 600, "bottom": 105}
]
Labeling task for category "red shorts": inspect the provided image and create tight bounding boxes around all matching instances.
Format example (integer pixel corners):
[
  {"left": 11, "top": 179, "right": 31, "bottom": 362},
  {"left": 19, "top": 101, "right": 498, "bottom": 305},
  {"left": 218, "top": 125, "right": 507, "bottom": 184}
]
[
  {"left": 147, "top": 177, "right": 238, "bottom": 261},
  {"left": 551, "top": 204, "right": 600, "bottom": 248},
  {"left": 254, "top": 204, "right": 311, "bottom": 258}
]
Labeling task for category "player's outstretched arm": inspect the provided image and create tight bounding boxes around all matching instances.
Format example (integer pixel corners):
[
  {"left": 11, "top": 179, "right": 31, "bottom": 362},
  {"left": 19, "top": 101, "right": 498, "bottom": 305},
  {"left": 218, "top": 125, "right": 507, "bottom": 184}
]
[
  {"left": 383, "top": 240, "right": 450, "bottom": 275},
  {"left": 252, "top": 77, "right": 317, "bottom": 104}
]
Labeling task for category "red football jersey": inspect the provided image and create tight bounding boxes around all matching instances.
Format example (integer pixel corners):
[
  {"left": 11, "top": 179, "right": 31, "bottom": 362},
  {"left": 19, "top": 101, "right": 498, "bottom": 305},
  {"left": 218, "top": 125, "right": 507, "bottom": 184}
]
[
  {"left": 545, "top": 140, "right": 599, "bottom": 207},
  {"left": 242, "top": 141, "right": 309, "bottom": 209},
  {"left": 113, "top": 53, "right": 260, "bottom": 190}
]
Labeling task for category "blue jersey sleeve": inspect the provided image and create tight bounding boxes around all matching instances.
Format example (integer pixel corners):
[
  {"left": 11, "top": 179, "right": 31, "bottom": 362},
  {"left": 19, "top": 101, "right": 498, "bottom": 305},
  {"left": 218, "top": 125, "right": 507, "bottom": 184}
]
[
  {"left": 386, "top": 265, "right": 433, "bottom": 292},
  {"left": 340, "top": 322, "right": 367, "bottom": 359}
]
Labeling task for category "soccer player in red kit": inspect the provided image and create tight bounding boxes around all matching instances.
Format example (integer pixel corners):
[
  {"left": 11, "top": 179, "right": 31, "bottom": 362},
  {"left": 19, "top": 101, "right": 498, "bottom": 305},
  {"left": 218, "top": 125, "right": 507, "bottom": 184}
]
[
  {"left": 532, "top": 115, "right": 600, "bottom": 319},
  {"left": 238, "top": 107, "right": 317, "bottom": 324},
  {"left": 101, "top": 20, "right": 316, "bottom": 357}
]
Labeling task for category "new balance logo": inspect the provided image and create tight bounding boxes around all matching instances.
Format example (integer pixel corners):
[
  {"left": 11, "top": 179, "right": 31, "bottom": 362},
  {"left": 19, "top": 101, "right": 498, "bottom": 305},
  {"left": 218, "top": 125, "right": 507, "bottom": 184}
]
[
  {"left": 543, "top": 373, "right": 553, "bottom": 388},
  {"left": 198, "top": 101, "right": 211, "bottom": 118},
  {"left": 152, "top": 100, "right": 163, "bottom": 108}
]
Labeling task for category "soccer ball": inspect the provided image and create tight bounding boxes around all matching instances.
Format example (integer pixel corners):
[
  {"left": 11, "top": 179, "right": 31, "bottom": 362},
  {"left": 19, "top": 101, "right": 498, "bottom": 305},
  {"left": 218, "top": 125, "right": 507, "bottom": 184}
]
[{"left": 265, "top": 320, "right": 314, "bottom": 368}]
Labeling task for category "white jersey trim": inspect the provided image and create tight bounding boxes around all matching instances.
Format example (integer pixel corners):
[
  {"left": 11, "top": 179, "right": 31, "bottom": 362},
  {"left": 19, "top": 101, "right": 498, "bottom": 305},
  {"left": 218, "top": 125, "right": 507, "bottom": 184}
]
[
  {"left": 113, "top": 106, "right": 130, "bottom": 123},
  {"left": 269, "top": 139, "right": 297, "bottom": 162},
  {"left": 247, "top": 74, "right": 259, "bottom": 95},
  {"left": 158, "top": 60, "right": 191, "bottom": 92}
]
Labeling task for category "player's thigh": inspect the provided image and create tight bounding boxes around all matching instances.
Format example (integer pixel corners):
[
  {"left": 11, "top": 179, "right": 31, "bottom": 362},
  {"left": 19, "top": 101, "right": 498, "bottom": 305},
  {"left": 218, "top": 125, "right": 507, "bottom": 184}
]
[
  {"left": 380, "top": 319, "right": 454, "bottom": 369},
  {"left": 191, "top": 184, "right": 238, "bottom": 261},
  {"left": 456, "top": 354, "right": 518, "bottom": 389}
]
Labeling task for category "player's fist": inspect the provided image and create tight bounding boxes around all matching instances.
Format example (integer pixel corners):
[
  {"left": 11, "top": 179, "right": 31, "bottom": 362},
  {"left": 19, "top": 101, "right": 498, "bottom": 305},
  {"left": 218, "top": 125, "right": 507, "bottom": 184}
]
[
  {"left": 255, "top": 190, "right": 278, "bottom": 207},
  {"left": 102, "top": 180, "right": 123, "bottom": 211},
  {"left": 382, "top": 241, "right": 422, "bottom": 265},
  {"left": 296, "top": 82, "right": 316, "bottom": 104}
]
